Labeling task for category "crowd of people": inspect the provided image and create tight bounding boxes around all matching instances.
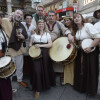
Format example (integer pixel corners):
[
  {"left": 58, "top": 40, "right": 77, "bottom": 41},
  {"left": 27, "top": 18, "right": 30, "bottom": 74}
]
[{"left": 0, "top": 5, "right": 100, "bottom": 100}]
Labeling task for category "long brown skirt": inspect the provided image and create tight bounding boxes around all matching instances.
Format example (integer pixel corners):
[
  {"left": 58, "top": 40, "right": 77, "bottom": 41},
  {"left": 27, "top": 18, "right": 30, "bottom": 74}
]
[
  {"left": 74, "top": 47, "right": 99, "bottom": 95},
  {"left": 31, "top": 48, "right": 55, "bottom": 92},
  {"left": 0, "top": 78, "right": 12, "bottom": 100}
]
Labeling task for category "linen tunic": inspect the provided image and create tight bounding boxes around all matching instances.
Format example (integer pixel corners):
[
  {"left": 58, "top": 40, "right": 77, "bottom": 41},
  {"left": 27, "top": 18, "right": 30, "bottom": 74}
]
[
  {"left": 75, "top": 23, "right": 100, "bottom": 41},
  {"left": 31, "top": 32, "right": 51, "bottom": 43}
]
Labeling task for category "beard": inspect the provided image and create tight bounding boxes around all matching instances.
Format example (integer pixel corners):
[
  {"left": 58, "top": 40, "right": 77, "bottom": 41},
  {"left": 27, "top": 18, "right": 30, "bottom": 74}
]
[{"left": 14, "top": 16, "right": 22, "bottom": 22}]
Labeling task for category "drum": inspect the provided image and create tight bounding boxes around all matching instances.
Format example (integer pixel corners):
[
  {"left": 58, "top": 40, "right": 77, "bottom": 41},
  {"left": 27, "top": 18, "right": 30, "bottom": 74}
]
[
  {"left": 49, "top": 37, "right": 77, "bottom": 64},
  {"left": 0, "top": 56, "right": 16, "bottom": 78},
  {"left": 81, "top": 39, "right": 95, "bottom": 52},
  {"left": 29, "top": 45, "right": 41, "bottom": 58}
]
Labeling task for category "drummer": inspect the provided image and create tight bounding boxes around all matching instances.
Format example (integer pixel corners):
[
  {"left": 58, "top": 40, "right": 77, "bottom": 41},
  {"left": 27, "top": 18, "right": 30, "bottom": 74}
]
[
  {"left": 93, "top": 9, "right": 100, "bottom": 93},
  {"left": 45, "top": 10, "right": 74, "bottom": 84},
  {"left": 63, "top": 16, "right": 75, "bottom": 85},
  {"left": 0, "top": 15, "right": 12, "bottom": 100},
  {"left": 29, "top": 20, "right": 55, "bottom": 99},
  {"left": 73, "top": 12, "right": 100, "bottom": 95}
]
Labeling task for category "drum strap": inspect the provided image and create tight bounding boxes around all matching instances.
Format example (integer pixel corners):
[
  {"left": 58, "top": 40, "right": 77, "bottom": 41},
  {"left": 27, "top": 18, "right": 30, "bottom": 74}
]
[
  {"left": 56, "top": 21, "right": 63, "bottom": 36},
  {"left": 0, "top": 29, "right": 7, "bottom": 53}
]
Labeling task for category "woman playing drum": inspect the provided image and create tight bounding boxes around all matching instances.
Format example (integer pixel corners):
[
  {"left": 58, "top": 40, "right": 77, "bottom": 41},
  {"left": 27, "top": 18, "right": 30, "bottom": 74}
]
[
  {"left": 29, "top": 20, "right": 55, "bottom": 99},
  {"left": 0, "top": 15, "right": 12, "bottom": 100},
  {"left": 73, "top": 13, "right": 100, "bottom": 95}
]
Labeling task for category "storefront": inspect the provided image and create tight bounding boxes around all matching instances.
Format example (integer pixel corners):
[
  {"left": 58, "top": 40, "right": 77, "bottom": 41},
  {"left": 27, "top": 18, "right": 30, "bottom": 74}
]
[{"left": 55, "top": 7, "right": 74, "bottom": 19}]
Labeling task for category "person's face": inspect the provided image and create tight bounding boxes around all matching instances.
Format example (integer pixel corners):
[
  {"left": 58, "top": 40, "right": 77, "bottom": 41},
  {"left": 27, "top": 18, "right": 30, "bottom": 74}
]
[
  {"left": 25, "top": 16, "right": 32, "bottom": 25},
  {"left": 14, "top": 10, "right": 23, "bottom": 21},
  {"left": 38, "top": 22, "right": 44, "bottom": 31},
  {"left": 0, "top": 17, "right": 2, "bottom": 25},
  {"left": 97, "top": 11, "right": 100, "bottom": 19},
  {"left": 64, "top": 19, "right": 72, "bottom": 27},
  {"left": 37, "top": 7, "right": 43, "bottom": 16},
  {"left": 48, "top": 13, "right": 55, "bottom": 22},
  {"left": 74, "top": 14, "right": 82, "bottom": 25}
]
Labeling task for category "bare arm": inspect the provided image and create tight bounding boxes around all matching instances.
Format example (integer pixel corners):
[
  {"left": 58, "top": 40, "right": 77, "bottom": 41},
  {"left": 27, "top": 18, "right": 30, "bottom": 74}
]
[
  {"left": 91, "top": 38, "right": 100, "bottom": 47},
  {"left": 39, "top": 39, "right": 52, "bottom": 48},
  {"left": 29, "top": 37, "right": 34, "bottom": 47}
]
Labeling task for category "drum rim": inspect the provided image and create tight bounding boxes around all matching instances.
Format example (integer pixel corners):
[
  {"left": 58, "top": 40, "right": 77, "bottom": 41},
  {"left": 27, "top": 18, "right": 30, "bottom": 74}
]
[
  {"left": 29, "top": 45, "right": 41, "bottom": 58},
  {"left": 0, "top": 63, "right": 16, "bottom": 78},
  {"left": 0, "top": 56, "right": 12, "bottom": 69},
  {"left": 49, "top": 36, "right": 74, "bottom": 62}
]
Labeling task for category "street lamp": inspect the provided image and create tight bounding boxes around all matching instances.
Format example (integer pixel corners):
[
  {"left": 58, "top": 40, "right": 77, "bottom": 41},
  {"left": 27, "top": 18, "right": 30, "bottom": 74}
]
[{"left": 31, "top": 0, "right": 41, "bottom": 10}]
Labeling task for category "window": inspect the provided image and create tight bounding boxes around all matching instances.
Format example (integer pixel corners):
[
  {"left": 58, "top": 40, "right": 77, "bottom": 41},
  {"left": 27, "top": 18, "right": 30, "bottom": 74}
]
[{"left": 83, "top": 0, "right": 95, "bottom": 6}]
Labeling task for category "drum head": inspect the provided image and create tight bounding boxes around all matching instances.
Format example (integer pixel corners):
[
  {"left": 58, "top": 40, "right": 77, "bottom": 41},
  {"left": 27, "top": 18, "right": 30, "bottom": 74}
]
[
  {"left": 29, "top": 46, "right": 41, "bottom": 58},
  {"left": 0, "top": 56, "right": 11, "bottom": 68},
  {"left": 81, "top": 39, "right": 95, "bottom": 52},
  {"left": 49, "top": 37, "right": 73, "bottom": 62}
]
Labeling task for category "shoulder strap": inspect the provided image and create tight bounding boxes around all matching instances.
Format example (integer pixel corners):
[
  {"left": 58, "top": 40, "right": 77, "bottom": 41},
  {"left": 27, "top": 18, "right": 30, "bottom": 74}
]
[
  {"left": 56, "top": 21, "right": 63, "bottom": 36},
  {"left": 1, "top": 29, "right": 7, "bottom": 43}
]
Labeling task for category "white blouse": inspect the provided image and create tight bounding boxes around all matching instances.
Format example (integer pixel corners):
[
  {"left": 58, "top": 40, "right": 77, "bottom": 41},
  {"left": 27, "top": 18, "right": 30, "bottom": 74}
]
[
  {"left": 94, "top": 20, "right": 100, "bottom": 32},
  {"left": 21, "top": 22, "right": 36, "bottom": 41},
  {"left": 75, "top": 23, "right": 100, "bottom": 40},
  {"left": 0, "top": 30, "right": 8, "bottom": 50},
  {"left": 31, "top": 32, "right": 51, "bottom": 43}
]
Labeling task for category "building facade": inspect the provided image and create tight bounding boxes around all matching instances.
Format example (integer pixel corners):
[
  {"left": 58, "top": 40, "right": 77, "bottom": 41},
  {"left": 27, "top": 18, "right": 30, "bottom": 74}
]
[
  {"left": 39, "top": 0, "right": 77, "bottom": 19},
  {"left": 78, "top": 0, "right": 100, "bottom": 18},
  {"left": 0, "top": 0, "right": 35, "bottom": 16}
]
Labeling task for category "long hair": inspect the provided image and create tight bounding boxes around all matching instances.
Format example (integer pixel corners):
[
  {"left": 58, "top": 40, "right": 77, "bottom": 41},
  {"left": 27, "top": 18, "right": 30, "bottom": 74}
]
[
  {"left": 35, "top": 20, "right": 46, "bottom": 35},
  {"left": 73, "top": 13, "right": 86, "bottom": 34},
  {"left": 64, "top": 17, "right": 74, "bottom": 29}
]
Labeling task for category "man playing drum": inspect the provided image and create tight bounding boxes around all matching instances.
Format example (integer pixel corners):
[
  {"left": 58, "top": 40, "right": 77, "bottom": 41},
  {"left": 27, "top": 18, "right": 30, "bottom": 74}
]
[
  {"left": 1, "top": 9, "right": 28, "bottom": 87},
  {"left": 0, "top": 14, "right": 12, "bottom": 100},
  {"left": 45, "top": 10, "right": 74, "bottom": 84}
]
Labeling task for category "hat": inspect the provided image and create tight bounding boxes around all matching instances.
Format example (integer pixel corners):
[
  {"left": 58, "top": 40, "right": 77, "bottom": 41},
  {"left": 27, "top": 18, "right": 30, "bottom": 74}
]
[
  {"left": 93, "top": 9, "right": 100, "bottom": 19},
  {"left": 63, "top": 16, "right": 73, "bottom": 20}
]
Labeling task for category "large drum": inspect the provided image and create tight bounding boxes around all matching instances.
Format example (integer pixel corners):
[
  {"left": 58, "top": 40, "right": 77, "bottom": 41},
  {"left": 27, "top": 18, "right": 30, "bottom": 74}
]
[
  {"left": 0, "top": 56, "right": 16, "bottom": 78},
  {"left": 29, "top": 45, "right": 41, "bottom": 58},
  {"left": 49, "top": 37, "right": 77, "bottom": 65}
]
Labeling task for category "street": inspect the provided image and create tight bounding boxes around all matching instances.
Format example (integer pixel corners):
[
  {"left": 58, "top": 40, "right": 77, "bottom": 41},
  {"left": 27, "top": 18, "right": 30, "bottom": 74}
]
[{"left": 12, "top": 76, "right": 100, "bottom": 100}]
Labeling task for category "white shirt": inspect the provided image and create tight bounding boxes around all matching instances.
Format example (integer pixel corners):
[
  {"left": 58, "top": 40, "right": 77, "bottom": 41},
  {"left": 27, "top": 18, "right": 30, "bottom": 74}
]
[
  {"left": 0, "top": 30, "right": 8, "bottom": 50},
  {"left": 21, "top": 22, "right": 36, "bottom": 41},
  {"left": 31, "top": 32, "right": 51, "bottom": 43},
  {"left": 75, "top": 23, "right": 100, "bottom": 40},
  {"left": 94, "top": 20, "right": 100, "bottom": 32}
]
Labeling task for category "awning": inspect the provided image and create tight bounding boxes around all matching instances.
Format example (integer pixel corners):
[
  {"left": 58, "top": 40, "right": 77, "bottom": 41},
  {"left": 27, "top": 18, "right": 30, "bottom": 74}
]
[{"left": 55, "top": 7, "right": 74, "bottom": 13}]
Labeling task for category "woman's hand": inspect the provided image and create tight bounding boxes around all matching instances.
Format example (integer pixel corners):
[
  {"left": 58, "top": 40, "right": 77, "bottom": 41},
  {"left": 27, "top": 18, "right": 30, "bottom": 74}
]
[
  {"left": 68, "top": 34, "right": 74, "bottom": 43},
  {"left": 34, "top": 44, "right": 40, "bottom": 49},
  {"left": 83, "top": 47, "right": 91, "bottom": 53}
]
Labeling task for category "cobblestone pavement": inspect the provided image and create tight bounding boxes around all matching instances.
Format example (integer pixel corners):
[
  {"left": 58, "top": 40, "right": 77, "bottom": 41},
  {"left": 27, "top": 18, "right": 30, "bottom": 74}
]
[{"left": 12, "top": 76, "right": 100, "bottom": 100}]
